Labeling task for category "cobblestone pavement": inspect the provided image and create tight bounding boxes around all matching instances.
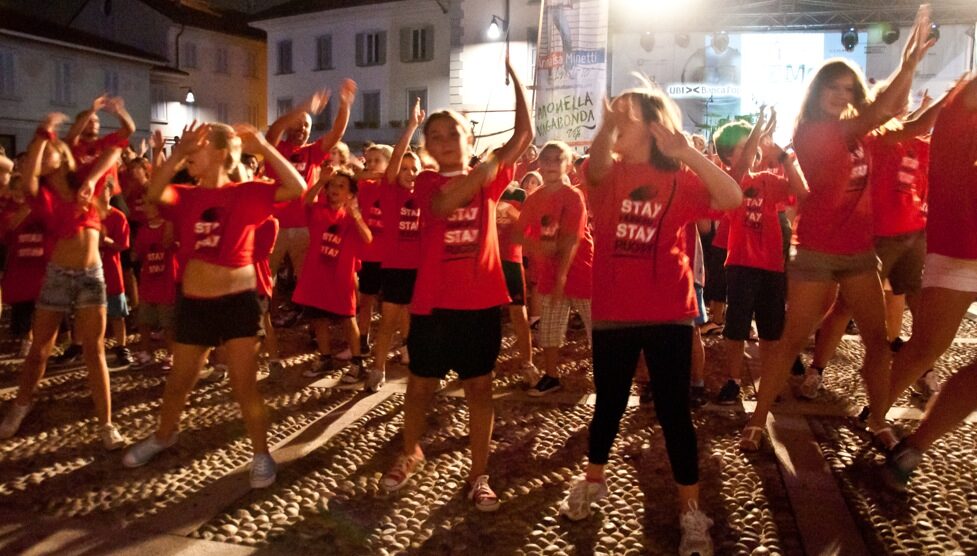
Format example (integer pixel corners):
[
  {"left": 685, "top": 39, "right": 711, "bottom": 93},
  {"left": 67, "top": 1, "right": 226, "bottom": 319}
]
[{"left": 0, "top": 311, "right": 975, "bottom": 555}]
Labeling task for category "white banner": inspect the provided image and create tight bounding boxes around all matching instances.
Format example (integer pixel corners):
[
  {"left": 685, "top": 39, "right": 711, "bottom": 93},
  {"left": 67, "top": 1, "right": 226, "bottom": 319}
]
[{"left": 533, "top": 0, "right": 609, "bottom": 151}]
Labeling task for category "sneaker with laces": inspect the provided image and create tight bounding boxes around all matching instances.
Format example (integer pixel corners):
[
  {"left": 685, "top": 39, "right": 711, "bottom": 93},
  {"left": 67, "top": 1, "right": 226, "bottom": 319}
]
[
  {"left": 122, "top": 433, "right": 178, "bottom": 467},
  {"left": 381, "top": 453, "right": 424, "bottom": 492},
  {"left": 716, "top": 380, "right": 741, "bottom": 405},
  {"left": 529, "top": 375, "right": 562, "bottom": 397},
  {"left": 519, "top": 363, "right": 539, "bottom": 386},
  {"left": 101, "top": 423, "right": 127, "bottom": 450},
  {"left": 51, "top": 344, "right": 83, "bottom": 369},
  {"left": 679, "top": 500, "right": 714, "bottom": 556},
  {"left": 341, "top": 358, "right": 364, "bottom": 383},
  {"left": 250, "top": 453, "right": 277, "bottom": 488},
  {"left": 559, "top": 477, "right": 608, "bottom": 521},
  {"left": 112, "top": 346, "right": 134, "bottom": 369},
  {"left": 365, "top": 368, "right": 385, "bottom": 392},
  {"left": 468, "top": 475, "right": 501, "bottom": 512},
  {"left": 798, "top": 366, "right": 822, "bottom": 400},
  {"left": 0, "top": 402, "right": 32, "bottom": 439},
  {"left": 130, "top": 351, "right": 155, "bottom": 370},
  {"left": 883, "top": 440, "right": 922, "bottom": 493}
]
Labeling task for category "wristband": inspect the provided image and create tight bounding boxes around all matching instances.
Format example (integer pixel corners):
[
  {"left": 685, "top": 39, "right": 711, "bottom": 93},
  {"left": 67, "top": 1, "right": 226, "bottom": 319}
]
[{"left": 35, "top": 128, "right": 56, "bottom": 142}]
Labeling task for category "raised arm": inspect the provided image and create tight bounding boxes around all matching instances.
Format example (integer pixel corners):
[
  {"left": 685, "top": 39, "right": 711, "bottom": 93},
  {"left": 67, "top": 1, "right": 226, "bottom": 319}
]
[
  {"left": 64, "top": 95, "right": 108, "bottom": 146},
  {"left": 148, "top": 122, "right": 207, "bottom": 205},
  {"left": 23, "top": 113, "right": 68, "bottom": 197},
  {"left": 587, "top": 97, "right": 638, "bottom": 187},
  {"left": 105, "top": 96, "right": 135, "bottom": 140},
  {"left": 266, "top": 89, "right": 331, "bottom": 147},
  {"left": 495, "top": 59, "right": 534, "bottom": 167},
  {"left": 846, "top": 4, "right": 935, "bottom": 138},
  {"left": 650, "top": 122, "right": 743, "bottom": 210},
  {"left": 346, "top": 197, "right": 373, "bottom": 244},
  {"left": 236, "top": 125, "right": 306, "bottom": 203},
  {"left": 317, "top": 79, "right": 357, "bottom": 153},
  {"left": 431, "top": 154, "right": 503, "bottom": 217},
  {"left": 881, "top": 86, "right": 952, "bottom": 144},
  {"left": 729, "top": 107, "right": 771, "bottom": 182},
  {"left": 306, "top": 165, "right": 333, "bottom": 206},
  {"left": 386, "top": 98, "right": 425, "bottom": 184}
]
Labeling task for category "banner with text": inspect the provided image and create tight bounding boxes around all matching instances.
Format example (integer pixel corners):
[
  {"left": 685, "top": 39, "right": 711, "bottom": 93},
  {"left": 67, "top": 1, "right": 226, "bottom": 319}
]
[{"left": 534, "top": 0, "right": 609, "bottom": 151}]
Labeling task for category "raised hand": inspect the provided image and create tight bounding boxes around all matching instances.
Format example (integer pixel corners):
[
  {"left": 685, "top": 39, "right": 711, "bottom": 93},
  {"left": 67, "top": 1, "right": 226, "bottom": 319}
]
[
  {"left": 138, "top": 138, "right": 149, "bottom": 157},
  {"left": 648, "top": 122, "right": 691, "bottom": 159},
  {"left": 41, "top": 112, "right": 70, "bottom": 133},
  {"left": 91, "top": 94, "right": 110, "bottom": 113},
  {"left": 338, "top": 79, "right": 358, "bottom": 106},
  {"left": 903, "top": 4, "right": 936, "bottom": 66},
  {"left": 762, "top": 107, "right": 777, "bottom": 138},
  {"left": 602, "top": 96, "right": 640, "bottom": 130},
  {"left": 233, "top": 124, "right": 268, "bottom": 154},
  {"left": 150, "top": 129, "right": 164, "bottom": 150},
  {"left": 303, "top": 89, "right": 332, "bottom": 115},
  {"left": 173, "top": 120, "right": 208, "bottom": 157},
  {"left": 103, "top": 96, "right": 126, "bottom": 115},
  {"left": 408, "top": 97, "right": 426, "bottom": 128}
]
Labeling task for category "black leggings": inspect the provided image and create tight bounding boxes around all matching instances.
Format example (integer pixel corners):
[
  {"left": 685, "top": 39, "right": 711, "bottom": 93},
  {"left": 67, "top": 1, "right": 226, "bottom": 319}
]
[{"left": 589, "top": 324, "right": 698, "bottom": 485}]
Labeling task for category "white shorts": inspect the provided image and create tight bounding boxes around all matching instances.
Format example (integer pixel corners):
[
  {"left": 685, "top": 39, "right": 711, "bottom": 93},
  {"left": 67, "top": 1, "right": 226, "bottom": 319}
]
[{"left": 921, "top": 253, "right": 977, "bottom": 294}]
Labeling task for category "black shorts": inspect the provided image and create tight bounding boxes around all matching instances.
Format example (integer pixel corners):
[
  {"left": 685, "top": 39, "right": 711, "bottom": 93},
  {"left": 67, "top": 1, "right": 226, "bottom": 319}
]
[
  {"left": 723, "top": 265, "right": 786, "bottom": 342},
  {"left": 380, "top": 268, "right": 417, "bottom": 306},
  {"left": 358, "top": 261, "right": 383, "bottom": 296},
  {"left": 502, "top": 260, "right": 526, "bottom": 306},
  {"left": 10, "top": 301, "right": 35, "bottom": 337},
  {"left": 407, "top": 306, "right": 502, "bottom": 380},
  {"left": 175, "top": 290, "right": 263, "bottom": 347},
  {"left": 301, "top": 304, "right": 352, "bottom": 321}
]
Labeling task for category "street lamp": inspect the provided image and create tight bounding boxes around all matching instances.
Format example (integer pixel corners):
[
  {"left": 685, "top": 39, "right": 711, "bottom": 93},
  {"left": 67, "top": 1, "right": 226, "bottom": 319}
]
[
  {"left": 487, "top": 15, "right": 506, "bottom": 40},
  {"left": 183, "top": 87, "right": 195, "bottom": 104}
]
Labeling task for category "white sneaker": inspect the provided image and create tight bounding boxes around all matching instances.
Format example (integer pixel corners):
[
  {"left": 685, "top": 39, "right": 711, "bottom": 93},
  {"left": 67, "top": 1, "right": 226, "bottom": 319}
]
[
  {"left": 520, "top": 363, "right": 539, "bottom": 386},
  {"left": 101, "top": 423, "right": 127, "bottom": 451},
  {"left": 0, "top": 402, "right": 32, "bottom": 439},
  {"left": 122, "top": 433, "right": 178, "bottom": 467},
  {"left": 249, "top": 453, "right": 277, "bottom": 489},
  {"left": 365, "top": 368, "right": 385, "bottom": 392},
  {"left": 679, "top": 500, "right": 714, "bottom": 556},
  {"left": 559, "top": 477, "right": 608, "bottom": 521},
  {"left": 468, "top": 474, "right": 501, "bottom": 512},
  {"left": 335, "top": 348, "right": 353, "bottom": 361},
  {"left": 798, "top": 367, "right": 822, "bottom": 400}
]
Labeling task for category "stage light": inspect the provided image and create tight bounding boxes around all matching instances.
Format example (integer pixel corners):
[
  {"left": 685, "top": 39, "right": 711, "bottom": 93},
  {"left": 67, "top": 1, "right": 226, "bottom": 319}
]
[
  {"left": 928, "top": 23, "right": 940, "bottom": 43},
  {"left": 841, "top": 26, "right": 858, "bottom": 51},
  {"left": 882, "top": 23, "right": 900, "bottom": 45}
]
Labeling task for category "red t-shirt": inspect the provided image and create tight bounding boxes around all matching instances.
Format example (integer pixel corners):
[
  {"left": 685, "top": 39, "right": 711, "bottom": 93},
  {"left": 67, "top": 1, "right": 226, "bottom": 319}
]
[
  {"left": 517, "top": 184, "right": 593, "bottom": 298},
  {"left": 586, "top": 159, "right": 713, "bottom": 322},
  {"left": 99, "top": 207, "right": 129, "bottom": 296},
  {"left": 794, "top": 119, "right": 872, "bottom": 254},
  {"left": 868, "top": 133, "right": 929, "bottom": 237},
  {"left": 269, "top": 141, "right": 328, "bottom": 228},
  {"left": 379, "top": 178, "right": 421, "bottom": 270},
  {"left": 159, "top": 182, "right": 277, "bottom": 269},
  {"left": 497, "top": 185, "right": 527, "bottom": 263},
  {"left": 410, "top": 164, "right": 515, "bottom": 315},
  {"left": 725, "top": 171, "right": 791, "bottom": 272},
  {"left": 253, "top": 217, "right": 280, "bottom": 299},
  {"left": 712, "top": 215, "right": 730, "bottom": 250},
  {"left": 71, "top": 131, "right": 125, "bottom": 196},
  {"left": 1, "top": 192, "right": 53, "bottom": 303},
  {"left": 38, "top": 175, "right": 105, "bottom": 240},
  {"left": 124, "top": 178, "right": 149, "bottom": 226},
  {"left": 357, "top": 179, "right": 385, "bottom": 263},
  {"left": 292, "top": 204, "right": 364, "bottom": 316},
  {"left": 927, "top": 85, "right": 977, "bottom": 259},
  {"left": 134, "top": 220, "right": 177, "bottom": 305}
]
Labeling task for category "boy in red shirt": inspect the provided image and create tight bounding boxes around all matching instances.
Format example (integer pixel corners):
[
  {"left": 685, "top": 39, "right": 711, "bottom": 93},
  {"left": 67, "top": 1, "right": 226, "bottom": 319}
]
[
  {"left": 99, "top": 184, "right": 133, "bottom": 368},
  {"left": 254, "top": 217, "right": 281, "bottom": 372},
  {"left": 130, "top": 199, "right": 177, "bottom": 369},
  {"left": 711, "top": 112, "right": 808, "bottom": 405},
  {"left": 353, "top": 143, "right": 393, "bottom": 358},
  {"left": 293, "top": 168, "right": 372, "bottom": 379}
]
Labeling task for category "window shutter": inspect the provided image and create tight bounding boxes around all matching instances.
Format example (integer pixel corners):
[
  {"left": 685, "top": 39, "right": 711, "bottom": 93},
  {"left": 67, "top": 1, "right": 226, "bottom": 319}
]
[
  {"left": 400, "top": 27, "right": 411, "bottom": 63},
  {"left": 378, "top": 31, "right": 387, "bottom": 65},
  {"left": 355, "top": 33, "right": 365, "bottom": 66},
  {"left": 423, "top": 25, "right": 434, "bottom": 61}
]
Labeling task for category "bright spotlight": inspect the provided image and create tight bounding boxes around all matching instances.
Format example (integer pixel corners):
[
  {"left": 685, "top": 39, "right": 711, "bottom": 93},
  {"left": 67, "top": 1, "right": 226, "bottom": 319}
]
[
  {"left": 841, "top": 27, "right": 858, "bottom": 51},
  {"left": 184, "top": 88, "right": 195, "bottom": 104}
]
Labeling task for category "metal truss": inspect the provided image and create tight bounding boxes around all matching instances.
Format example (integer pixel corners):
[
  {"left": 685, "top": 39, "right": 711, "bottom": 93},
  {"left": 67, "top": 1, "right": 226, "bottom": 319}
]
[{"left": 614, "top": 0, "right": 977, "bottom": 32}]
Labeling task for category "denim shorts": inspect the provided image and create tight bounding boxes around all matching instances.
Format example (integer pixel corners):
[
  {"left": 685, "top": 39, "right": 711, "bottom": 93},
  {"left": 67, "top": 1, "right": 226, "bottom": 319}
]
[
  {"left": 107, "top": 293, "right": 130, "bottom": 319},
  {"left": 37, "top": 264, "right": 107, "bottom": 313}
]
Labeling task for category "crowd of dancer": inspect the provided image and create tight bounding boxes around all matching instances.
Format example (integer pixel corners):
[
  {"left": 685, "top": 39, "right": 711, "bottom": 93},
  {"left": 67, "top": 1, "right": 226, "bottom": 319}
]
[{"left": 0, "top": 5, "right": 975, "bottom": 554}]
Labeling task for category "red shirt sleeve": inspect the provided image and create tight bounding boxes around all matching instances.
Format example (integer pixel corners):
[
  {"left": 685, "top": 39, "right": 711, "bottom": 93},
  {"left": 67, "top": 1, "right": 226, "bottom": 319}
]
[{"left": 561, "top": 187, "right": 587, "bottom": 240}]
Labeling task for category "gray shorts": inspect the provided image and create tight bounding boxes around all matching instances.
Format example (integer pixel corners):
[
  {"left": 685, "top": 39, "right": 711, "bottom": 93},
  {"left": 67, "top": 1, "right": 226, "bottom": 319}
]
[
  {"left": 138, "top": 302, "right": 175, "bottom": 331},
  {"left": 37, "top": 264, "right": 107, "bottom": 313},
  {"left": 875, "top": 231, "right": 926, "bottom": 295},
  {"left": 788, "top": 248, "right": 880, "bottom": 283}
]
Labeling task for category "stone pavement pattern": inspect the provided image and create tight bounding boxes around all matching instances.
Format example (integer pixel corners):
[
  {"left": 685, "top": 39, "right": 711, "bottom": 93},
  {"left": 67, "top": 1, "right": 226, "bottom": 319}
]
[{"left": 0, "top": 313, "right": 975, "bottom": 555}]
